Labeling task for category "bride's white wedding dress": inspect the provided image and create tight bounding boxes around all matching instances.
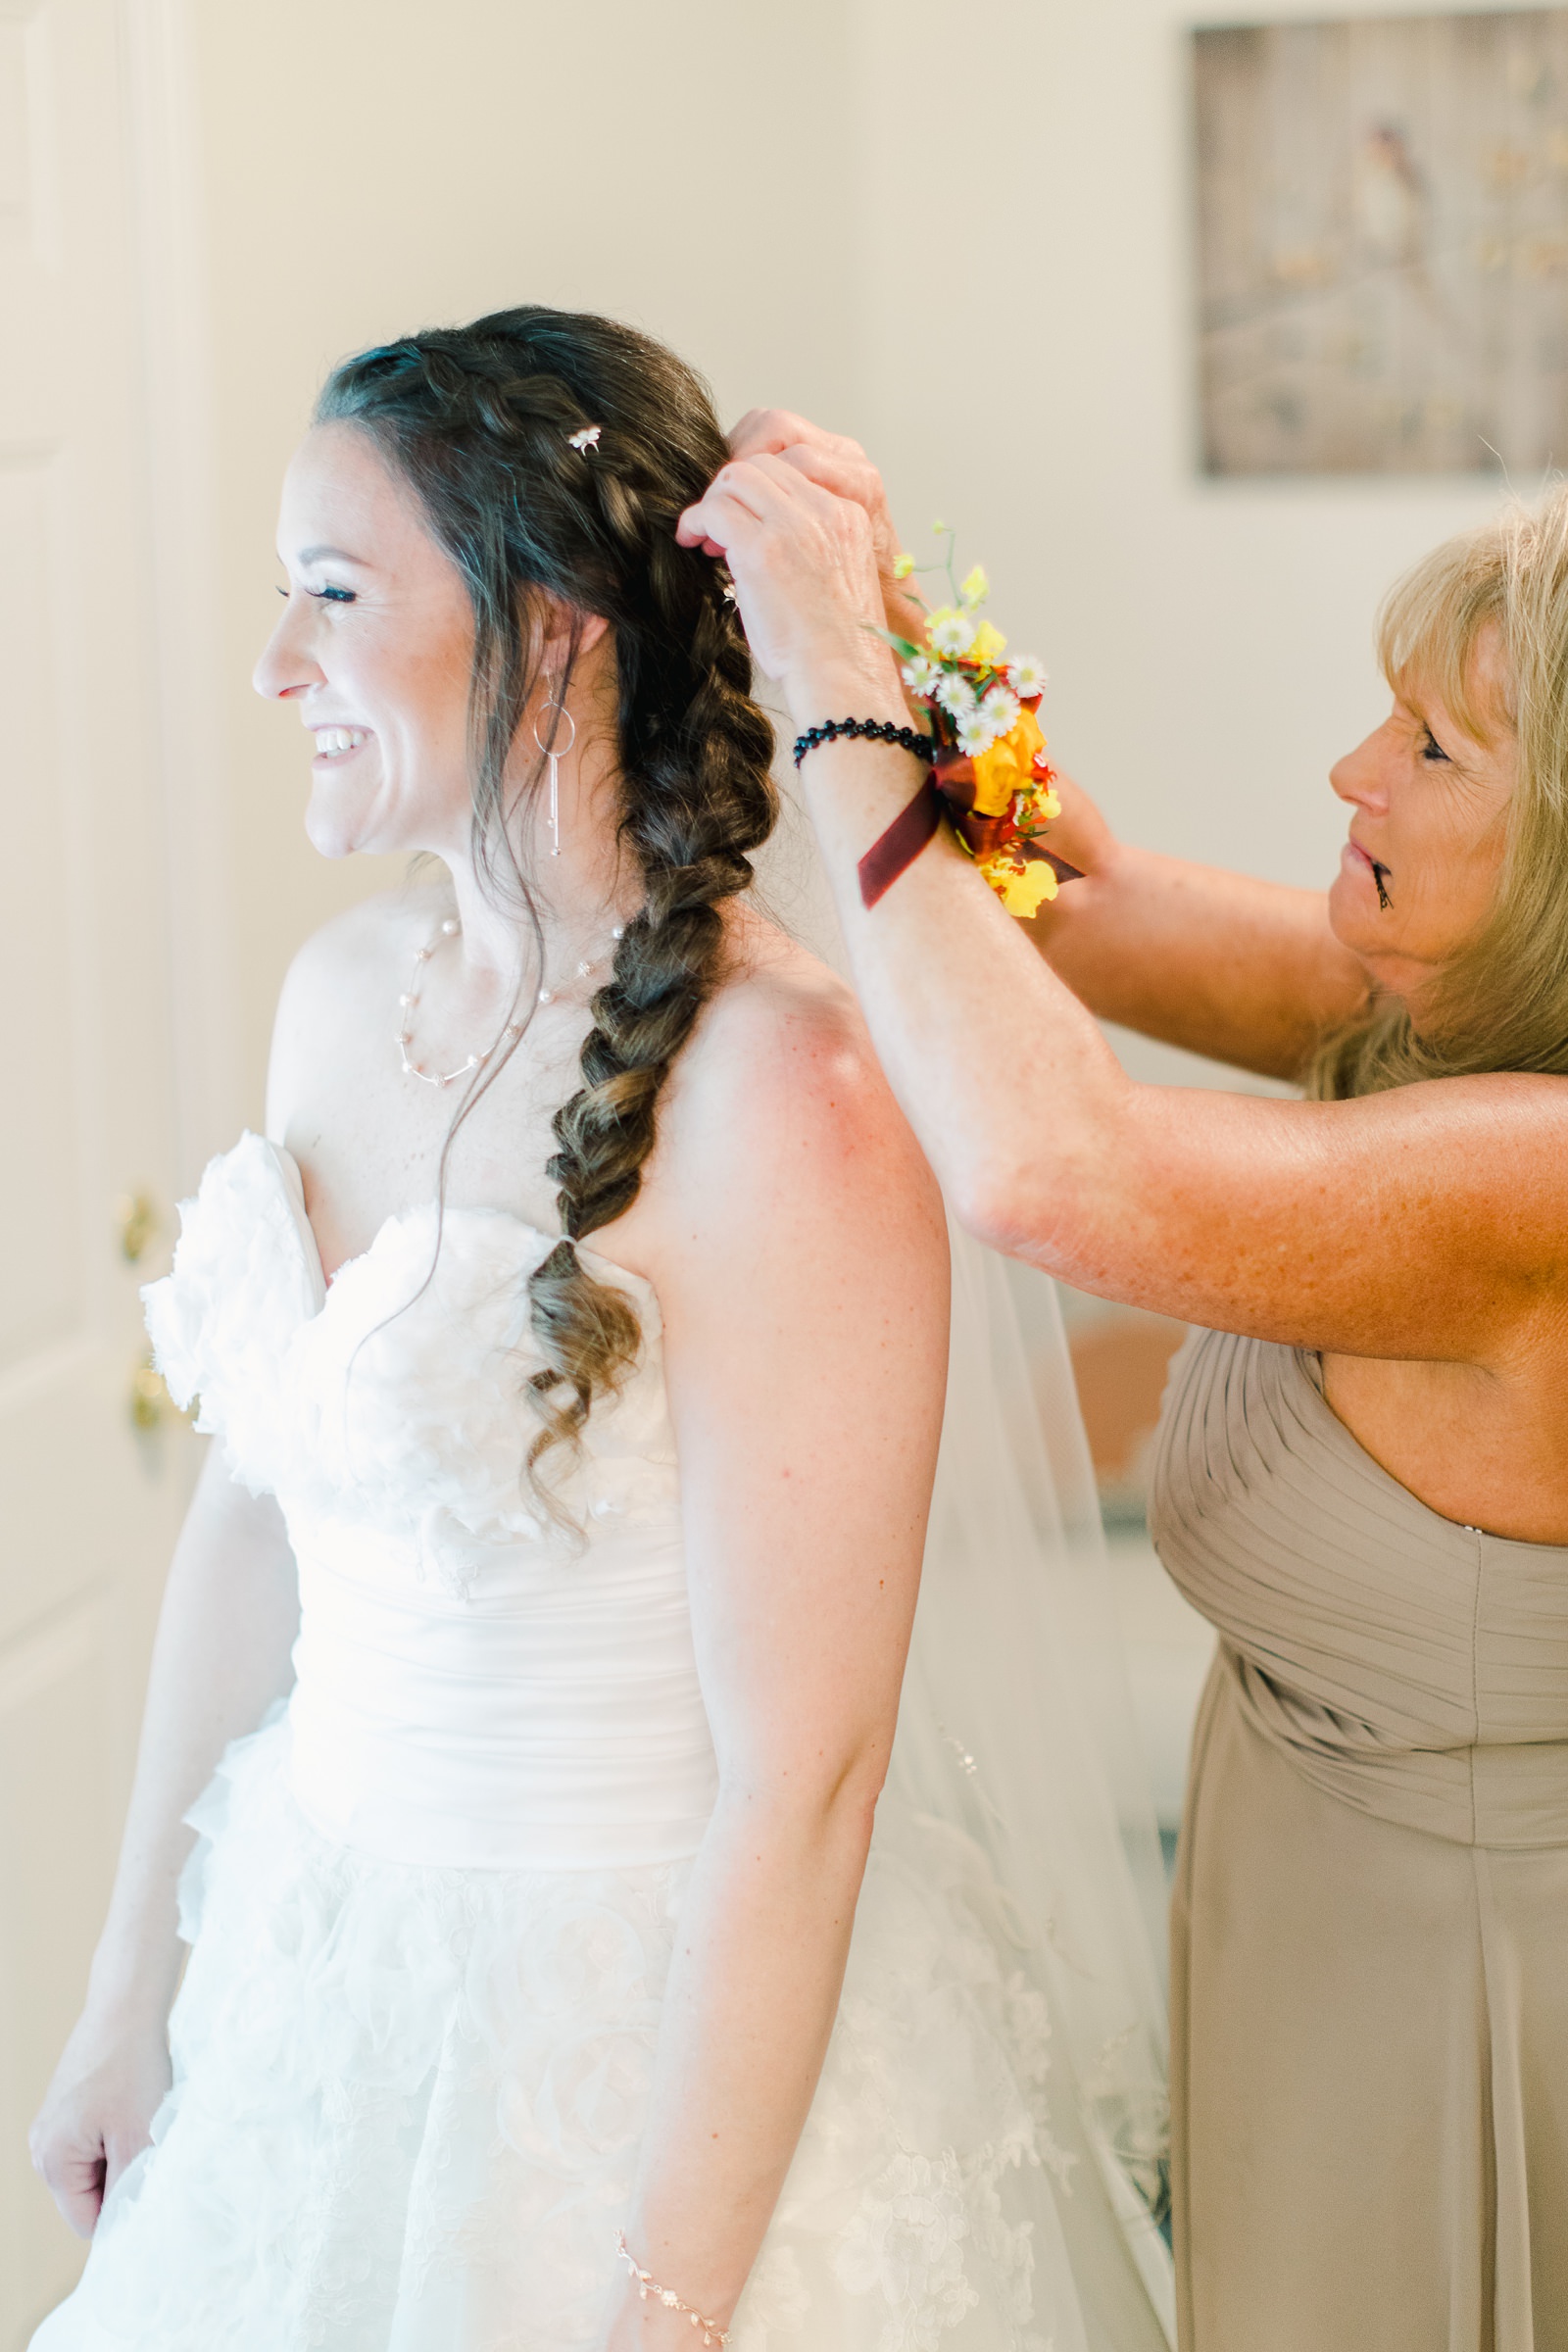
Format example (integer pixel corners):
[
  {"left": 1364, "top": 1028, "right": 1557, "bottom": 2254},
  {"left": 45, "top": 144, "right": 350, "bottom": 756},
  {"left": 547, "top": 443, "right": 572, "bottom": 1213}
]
[{"left": 32, "top": 1130, "right": 1172, "bottom": 2352}]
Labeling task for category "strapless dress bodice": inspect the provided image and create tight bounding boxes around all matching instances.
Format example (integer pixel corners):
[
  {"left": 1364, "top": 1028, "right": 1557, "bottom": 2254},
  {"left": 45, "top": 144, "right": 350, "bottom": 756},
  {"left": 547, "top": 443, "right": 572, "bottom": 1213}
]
[{"left": 143, "top": 1132, "right": 718, "bottom": 1869}]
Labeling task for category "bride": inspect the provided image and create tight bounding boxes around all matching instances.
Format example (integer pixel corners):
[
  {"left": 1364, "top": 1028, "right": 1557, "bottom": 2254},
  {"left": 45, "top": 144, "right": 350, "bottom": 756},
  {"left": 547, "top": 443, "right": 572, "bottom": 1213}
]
[{"left": 26, "top": 306, "right": 1169, "bottom": 2351}]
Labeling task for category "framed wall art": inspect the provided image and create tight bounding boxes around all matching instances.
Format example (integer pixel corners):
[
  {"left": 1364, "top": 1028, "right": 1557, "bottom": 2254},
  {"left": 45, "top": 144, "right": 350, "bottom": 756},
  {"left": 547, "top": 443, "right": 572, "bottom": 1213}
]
[{"left": 1195, "top": 9, "right": 1568, "bottom": 472}]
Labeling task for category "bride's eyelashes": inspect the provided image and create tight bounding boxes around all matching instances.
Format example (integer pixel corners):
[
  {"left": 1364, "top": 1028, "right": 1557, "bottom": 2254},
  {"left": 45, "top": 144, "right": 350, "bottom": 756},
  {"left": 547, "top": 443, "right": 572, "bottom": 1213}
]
[
  {"left": 1420, "top": 726, "right": 1450, "bottom": 763},
  {"left": 274, "top": 582, "right": 359, "bottom": 604}
]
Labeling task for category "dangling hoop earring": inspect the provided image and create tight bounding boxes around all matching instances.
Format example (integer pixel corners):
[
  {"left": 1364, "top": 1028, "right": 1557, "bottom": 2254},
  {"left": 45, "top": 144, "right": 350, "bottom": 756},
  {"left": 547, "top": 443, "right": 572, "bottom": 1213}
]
[{"left": 532, "top": 682, "right": 577, "bottom": 859}]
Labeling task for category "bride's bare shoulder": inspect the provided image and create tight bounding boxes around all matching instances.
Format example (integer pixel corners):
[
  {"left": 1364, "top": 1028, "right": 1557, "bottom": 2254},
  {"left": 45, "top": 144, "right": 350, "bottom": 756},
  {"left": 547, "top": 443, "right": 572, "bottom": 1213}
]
[
  {"left": 268, "top": 885, "right": 447, "bottom": 1111},
  {"left": 655, "top": 906, "right": 938, "bottom": 1227},
  {"left": 700, "top": 907, "right": 873, "bottom": 1092},
  {"left": 277, "top": 885, "right": 445, "bottom": 1009}
]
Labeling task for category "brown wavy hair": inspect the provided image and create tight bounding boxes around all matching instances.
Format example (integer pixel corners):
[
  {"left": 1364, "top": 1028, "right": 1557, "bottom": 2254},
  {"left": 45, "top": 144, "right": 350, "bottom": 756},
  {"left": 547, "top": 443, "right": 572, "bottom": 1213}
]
[
  {"left": 317, "top": 309, "right": 775, "bottom": 1514},
  {"left": 1310, "top": 487, "right": 1568, "bottom": 1099}
]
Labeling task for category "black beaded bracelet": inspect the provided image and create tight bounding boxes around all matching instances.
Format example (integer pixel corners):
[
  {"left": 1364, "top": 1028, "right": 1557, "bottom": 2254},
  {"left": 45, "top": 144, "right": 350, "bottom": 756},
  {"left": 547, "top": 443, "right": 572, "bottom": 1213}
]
[{"left": 792, "top": 717, "right": 936, "bottom": 770}]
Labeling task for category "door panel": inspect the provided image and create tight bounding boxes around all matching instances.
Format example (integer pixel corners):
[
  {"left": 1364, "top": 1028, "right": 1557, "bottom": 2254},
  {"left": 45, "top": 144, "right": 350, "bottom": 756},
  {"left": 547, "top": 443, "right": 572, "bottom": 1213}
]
[
  {"left": 0, "top": 1600, "right": 114, "bottom": 2328},
  {"left": 0, "top": 1, "right": 199, "bottom": 2338},
  {"left": 0, "top": 453, "right": 87, "bottom": 1373}
]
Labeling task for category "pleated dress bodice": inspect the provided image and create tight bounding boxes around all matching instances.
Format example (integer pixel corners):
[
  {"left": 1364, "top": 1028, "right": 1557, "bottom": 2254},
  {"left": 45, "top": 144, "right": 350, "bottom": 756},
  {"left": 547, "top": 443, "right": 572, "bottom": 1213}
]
[{"left": 1150, "top": 1326, "right": 1568, "bottom": 1846}]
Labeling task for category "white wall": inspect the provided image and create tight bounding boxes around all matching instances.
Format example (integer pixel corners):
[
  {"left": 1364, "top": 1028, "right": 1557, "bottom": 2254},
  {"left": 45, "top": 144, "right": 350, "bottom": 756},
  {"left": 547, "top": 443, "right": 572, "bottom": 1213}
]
[{"left": 183, "top": 0, "right": 1522, "bottom": 1124}]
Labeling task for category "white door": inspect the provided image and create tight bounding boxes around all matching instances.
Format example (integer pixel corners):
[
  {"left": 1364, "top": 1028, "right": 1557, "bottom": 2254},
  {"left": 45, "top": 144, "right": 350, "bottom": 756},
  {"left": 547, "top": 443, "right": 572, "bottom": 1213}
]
[{"left": 0, "top": 1, "right": 198, "bottom": 2337}]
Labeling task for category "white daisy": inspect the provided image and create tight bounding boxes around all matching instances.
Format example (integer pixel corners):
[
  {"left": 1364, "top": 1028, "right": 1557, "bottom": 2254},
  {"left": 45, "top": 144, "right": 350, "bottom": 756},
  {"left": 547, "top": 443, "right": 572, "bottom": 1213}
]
[
  {"left": 936, "top": 670, "right": 978, "bottom": 718},
  {"left": 981, "top": 686, "right": 1020, "bottom": 734},
  {"left": 1006, "top": 655, "right": 1048, "bottom": 698},
  {"left": 929, "top": 611, "right": 976, "bottom": 657},
  {"left": 956, "top": 710, "right": 993, "bottom": 756},
  {"left": 902, "top": 656, "right": 943, "bottom": 697}
]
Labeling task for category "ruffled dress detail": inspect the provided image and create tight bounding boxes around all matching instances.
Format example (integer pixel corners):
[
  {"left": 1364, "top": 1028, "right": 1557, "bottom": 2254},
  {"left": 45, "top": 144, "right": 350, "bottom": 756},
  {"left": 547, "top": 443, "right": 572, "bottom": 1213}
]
[{"left": 31, "top": 1134, "right": 1156, "bottom": 2352}]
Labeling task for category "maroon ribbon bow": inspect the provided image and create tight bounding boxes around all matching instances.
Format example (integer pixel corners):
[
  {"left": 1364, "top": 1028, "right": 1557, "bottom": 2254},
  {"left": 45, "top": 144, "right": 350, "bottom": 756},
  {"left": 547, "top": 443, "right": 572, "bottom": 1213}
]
[{"left": 858, "top": 747, "right": 1083, "bottom": 910}]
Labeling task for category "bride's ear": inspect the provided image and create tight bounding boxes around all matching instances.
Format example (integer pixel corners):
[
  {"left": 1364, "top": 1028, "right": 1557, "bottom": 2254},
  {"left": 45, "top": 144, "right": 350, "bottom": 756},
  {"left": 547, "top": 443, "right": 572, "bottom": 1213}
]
[{"left": 537, "top": 603, "right": 611, "bottom": 672}]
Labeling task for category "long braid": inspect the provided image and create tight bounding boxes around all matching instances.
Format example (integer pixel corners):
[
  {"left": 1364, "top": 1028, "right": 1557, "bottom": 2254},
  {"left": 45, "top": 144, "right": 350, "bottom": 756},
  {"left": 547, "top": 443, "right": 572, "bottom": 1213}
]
[
  {"left": 529, "top": 591, "right": 773, "bottom": 1483},
  {"left": 316, "top": 307, "right": 776, "bottom": 1518}
]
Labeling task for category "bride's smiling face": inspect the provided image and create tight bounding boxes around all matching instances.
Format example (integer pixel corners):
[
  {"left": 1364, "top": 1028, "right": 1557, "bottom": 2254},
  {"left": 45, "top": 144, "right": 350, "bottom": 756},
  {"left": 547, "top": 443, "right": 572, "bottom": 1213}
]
[{"left": 254, "top": 422, "right": 477, "bottom": 860}]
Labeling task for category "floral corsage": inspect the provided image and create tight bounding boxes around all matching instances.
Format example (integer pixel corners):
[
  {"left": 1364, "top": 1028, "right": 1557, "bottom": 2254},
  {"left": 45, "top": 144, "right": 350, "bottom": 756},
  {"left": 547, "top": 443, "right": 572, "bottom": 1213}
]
[{"left": 858, "top": 531, "right": 1080, "bottom": 916}]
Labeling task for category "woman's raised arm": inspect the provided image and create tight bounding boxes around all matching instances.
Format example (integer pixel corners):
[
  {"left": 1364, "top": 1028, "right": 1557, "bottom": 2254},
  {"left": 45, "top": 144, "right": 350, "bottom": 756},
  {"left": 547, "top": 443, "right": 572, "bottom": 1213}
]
[
  {"left": 725, "top": 411, "right": 1368, "bottom": 1082},
  {"left": 674, "top": 457, "right": 1568, "bottom": 1375}
]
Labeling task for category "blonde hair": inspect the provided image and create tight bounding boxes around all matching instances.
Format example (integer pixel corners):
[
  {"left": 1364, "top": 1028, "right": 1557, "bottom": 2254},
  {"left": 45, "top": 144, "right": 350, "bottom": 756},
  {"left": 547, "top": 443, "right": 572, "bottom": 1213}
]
[{"left": 1310, "top": 486, "right": 1568, "bottom": 1100}]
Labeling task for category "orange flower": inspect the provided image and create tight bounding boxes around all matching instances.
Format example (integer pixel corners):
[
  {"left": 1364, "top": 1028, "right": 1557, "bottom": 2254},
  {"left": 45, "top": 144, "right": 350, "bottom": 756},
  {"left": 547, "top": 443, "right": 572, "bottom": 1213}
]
[{"left": 971, "top": 707, "right": 1049, "bottom": 816}]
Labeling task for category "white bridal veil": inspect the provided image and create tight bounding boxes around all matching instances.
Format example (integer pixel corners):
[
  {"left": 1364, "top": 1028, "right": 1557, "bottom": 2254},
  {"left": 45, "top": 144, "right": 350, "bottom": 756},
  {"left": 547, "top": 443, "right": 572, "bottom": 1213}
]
[{"left": 760, "top": 782, "right": 1176, "bottom": 2342}]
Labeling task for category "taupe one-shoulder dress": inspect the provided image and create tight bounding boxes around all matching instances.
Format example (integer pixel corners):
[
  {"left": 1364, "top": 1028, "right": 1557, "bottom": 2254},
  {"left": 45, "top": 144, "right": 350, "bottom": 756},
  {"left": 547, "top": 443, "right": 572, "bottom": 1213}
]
[{"left": 1150, "top": 1328, "right": 1568, "bottom": 2352}]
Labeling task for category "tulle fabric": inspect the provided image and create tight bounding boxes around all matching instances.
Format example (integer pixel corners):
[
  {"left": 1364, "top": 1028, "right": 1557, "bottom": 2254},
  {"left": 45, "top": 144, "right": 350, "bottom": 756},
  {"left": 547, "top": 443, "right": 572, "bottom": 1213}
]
[
  {"left": 886, "top": 1230, "right": 1173, "bottom": 2344},
  {"left": 36, "top": 1708, "right": 1111, "bottom": 2352},
  {"left": 761, "top": 787, "right": 1175, "bottom": 2337}
]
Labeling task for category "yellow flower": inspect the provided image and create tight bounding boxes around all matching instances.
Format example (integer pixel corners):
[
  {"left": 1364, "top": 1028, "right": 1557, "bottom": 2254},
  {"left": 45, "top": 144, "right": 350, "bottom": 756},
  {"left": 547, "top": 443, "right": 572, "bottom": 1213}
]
[
  {"left": 893, "top": 553, "right": 916, "bottom": 580},
  {"left": 959, "top": 564, "right": 990, "bottom": 609},
  {"left": 981, "top": 854, "right": 1059, "bottom": 919},
  {"left": 1014, "top": 778, "right": 1061, "bottom": 833},
  {"left": 971, "top": 707, "right": 1047, "bottom": 814},
  {"left": 968, "top": 618, "right": 1007, "bottom": 666}
]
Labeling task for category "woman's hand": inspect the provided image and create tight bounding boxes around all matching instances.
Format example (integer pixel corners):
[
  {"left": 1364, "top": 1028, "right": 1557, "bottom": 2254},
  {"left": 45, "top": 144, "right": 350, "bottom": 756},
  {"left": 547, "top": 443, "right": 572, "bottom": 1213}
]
[
  {"left": 24, "top": 1456, "right": 299, "bottom": 2242},
  {"left": 29, "top": 2000, "right": 172, "bottom": 2237},
  {"left": 676, "top": 453, "right": 904, "bottom": 728},
  {"left": 725, "top": 410, "right": 928, "bottom": 650}
]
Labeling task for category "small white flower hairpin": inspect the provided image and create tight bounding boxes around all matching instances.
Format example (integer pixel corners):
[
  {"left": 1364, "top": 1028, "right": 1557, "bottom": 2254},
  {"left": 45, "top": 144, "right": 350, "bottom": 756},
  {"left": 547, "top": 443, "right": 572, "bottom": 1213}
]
[{"left": 566, "top": 424, "right": 602, "bottom": 455}]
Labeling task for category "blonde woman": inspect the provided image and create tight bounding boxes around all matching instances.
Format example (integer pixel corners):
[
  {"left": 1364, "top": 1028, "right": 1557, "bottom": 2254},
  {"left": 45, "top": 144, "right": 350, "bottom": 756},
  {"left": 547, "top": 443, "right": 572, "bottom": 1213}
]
[{"left": 684, "top": 423, "right": 1568, "bottom": 2352}]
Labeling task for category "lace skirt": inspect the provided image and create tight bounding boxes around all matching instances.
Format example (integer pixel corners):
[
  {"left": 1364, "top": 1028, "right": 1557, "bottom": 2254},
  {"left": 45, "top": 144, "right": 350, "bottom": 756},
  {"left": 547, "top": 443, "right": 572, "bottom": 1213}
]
[{"left": 31, "top": 1713, "right": 1142, "bottom": 2352}]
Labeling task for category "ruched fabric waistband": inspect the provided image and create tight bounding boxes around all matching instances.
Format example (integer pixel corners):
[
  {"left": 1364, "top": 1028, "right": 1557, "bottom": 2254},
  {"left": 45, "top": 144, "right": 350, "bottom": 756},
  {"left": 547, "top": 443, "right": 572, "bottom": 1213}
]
[
  {"left": 285, "top": 1523, "right": 720, "bottom": 1872},
  {"left": 1223, "top": 1645, "right": 1568, "bottom": 1848}
]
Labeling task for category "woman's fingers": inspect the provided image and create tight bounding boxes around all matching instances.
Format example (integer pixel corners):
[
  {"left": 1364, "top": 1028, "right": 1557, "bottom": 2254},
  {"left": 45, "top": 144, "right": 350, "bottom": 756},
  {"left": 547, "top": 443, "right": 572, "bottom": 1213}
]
[
  {"left": 728, "top": 408, "right": 868, "bottom": 467},
  {"left": 677, "top": 452, "right": 827, "bottom": 557},
  {"left": 677, "top": 457, "right": 897, "bottom": 710},
  {"left": 723, "top": 417, "right": 922, "bottom": 650},
  {"left": 30, "top": 2127, "right": 107, "bottom": 2238},
  {"left": 676, "top": 453, "right": 780, "bottom": 552},
  {"left": 681, "top": 454, "right": 868, "bottom": 574},
  {"left": 729, "top": 417, "right": 896, "bottom": 554},
  {"left": 767, "top": 446, "right": 924, "bottom": 637},
  {"left": 773, "top": 441, "right": 889, "bottom": 522},
  {"left": 28, "top": 2027, "right": 169, "bottom": 2239}
]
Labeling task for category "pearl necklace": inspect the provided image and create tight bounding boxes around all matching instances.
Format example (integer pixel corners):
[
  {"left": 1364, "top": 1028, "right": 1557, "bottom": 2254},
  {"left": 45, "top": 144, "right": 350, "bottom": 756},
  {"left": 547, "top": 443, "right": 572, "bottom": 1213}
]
[{"left": 396, "top": 914, "right": 625, "bottom": 1089}]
